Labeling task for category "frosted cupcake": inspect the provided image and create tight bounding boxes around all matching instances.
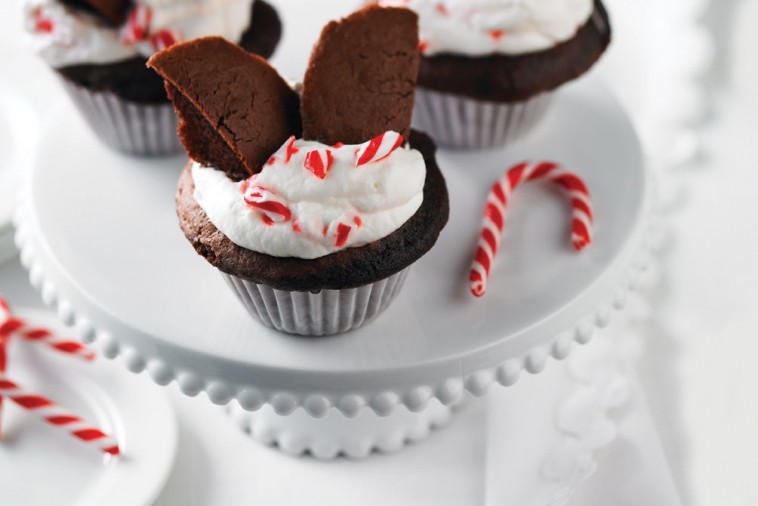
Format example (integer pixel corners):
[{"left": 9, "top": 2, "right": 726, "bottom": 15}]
[
  {"left": 149, "top": 7, "right": 449, "bottom": 336},
  {"left": 379, "top": 0, "right": 611, "bottom": 149},
  {"left": 23, "top": 0, "right": 282, "bottom": 155}
]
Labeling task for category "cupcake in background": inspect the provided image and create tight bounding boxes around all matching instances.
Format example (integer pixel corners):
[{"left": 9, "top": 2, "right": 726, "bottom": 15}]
[
  {"left": 379, "top": 0, "right": 611, "bottom": 149},
  {"left": 23, "top": 0, "right": 282, "bottom": 155}
]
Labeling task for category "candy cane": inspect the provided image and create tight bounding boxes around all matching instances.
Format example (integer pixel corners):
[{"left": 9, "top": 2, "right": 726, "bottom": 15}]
[
  {"left": 0, "top": 378, "right": 120, "bottom": 456},
  {"left": 0, "top": 298, "right": 117, "bottom": 455},
  {"left": 355, "top": 131, "right": 404, "bottom": 166},
  {"left": 0, "top": 302, "right": 94, "bottom": 362},
  {"left": 469, "top": 161, "right": 593, "bottom": 297}
]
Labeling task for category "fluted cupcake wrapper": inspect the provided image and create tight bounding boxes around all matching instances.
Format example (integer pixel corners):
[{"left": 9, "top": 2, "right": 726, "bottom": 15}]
[
  {"left": 222, "top": 267, "right": 411, "bottom": 336},
  {"left": 60, "top": 79, "right": 182, "bottom": 156},
  {"left": 413, "top": 87, "right": 554, "bottom": 149}
]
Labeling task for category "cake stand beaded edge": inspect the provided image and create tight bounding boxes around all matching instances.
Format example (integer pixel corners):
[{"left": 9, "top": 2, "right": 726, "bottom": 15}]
[{"left": 11, "top": 168, "right": 662, "bottom": 418}]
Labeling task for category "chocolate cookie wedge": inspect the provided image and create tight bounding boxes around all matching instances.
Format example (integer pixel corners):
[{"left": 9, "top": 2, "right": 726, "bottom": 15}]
[
  {"left": 148, "top": 37, "right": 300, "bottom": 180},
  {"left": 300, "top": 5, "right": 419, "bottom": 145}
]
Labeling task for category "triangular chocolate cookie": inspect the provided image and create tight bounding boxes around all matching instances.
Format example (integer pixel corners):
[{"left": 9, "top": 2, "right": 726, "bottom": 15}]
[
  {"left": 148, "top": 37, "right": 301, "bottom": 180},
  {"left": 300, "top": 5, "right": 419, "bottom": 145}
]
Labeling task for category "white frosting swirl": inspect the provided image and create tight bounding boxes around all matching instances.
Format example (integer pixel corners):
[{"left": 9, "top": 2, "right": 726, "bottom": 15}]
[
  {"left": 192, "top": 135, "right": 426, "bottom": 259},
  {"left": 379, "top": 0, "right": 593, "bottom": 56},
  {"left": 23, "top": 0, "right": 254, "bottom": 67}
]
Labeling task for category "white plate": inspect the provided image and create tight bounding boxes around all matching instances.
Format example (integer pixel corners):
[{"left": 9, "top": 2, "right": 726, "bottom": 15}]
[{"left": 0, "top": 309, "right": 177, "bottom": 506}]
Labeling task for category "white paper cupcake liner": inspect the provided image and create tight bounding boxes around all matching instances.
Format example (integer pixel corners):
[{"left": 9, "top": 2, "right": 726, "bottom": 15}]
[
  {"left": 222, "top": 267, "right": 411, "bottom": 336},
  {"left": 413, "top": 87, "right": 554, "bottom": 149},
  {"left": 60, "top": 79, "right": 182, "bottom": 156}
]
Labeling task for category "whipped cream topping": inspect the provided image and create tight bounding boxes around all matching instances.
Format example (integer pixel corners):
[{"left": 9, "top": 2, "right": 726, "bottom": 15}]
[
  {"left": 379, "top": 0, "right": 593, "bottom": 56},
  {"left": 192, "top": 132, "right": 426, "bottom": 259},
  {"left": 23, "top": 0, "right": 254, "bottom": 67}
]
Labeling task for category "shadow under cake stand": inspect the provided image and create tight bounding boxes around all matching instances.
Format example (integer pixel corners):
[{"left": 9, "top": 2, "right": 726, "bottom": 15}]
[{"left": 13, "top": 78, "right": 656, "bottom": 459}]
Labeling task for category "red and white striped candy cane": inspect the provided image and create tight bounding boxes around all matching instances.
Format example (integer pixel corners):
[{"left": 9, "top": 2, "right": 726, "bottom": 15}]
[
  {"left": 0, "top": 378, "right": 120, "bottom": 456},
  {"left": 0, "top": 300, "right": 94, "bottom": 361},
  {"left": 242, "top": 184, "right": 292, "bottom": 225},
  {"left": 355, "top": 131, "right": 404, "bottom": 166},
  {"left": 469, "top": 161, "right": 593, "bottom": 297}
]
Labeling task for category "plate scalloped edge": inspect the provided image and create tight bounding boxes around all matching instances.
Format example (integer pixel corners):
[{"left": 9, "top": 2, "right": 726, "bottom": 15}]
[{"left": 12, "top": 176, "right": 664, "bottom": 419}]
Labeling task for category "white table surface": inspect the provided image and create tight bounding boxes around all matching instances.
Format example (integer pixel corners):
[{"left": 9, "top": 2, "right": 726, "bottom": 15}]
[{"left": 3, "top": 0, "right": 758, "bottom": 504}]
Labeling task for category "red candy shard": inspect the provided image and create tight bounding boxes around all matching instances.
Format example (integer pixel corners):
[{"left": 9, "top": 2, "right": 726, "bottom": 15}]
[
  {"left": 243, "top": 185, "right": 292, "bottom": 224},
  {"left": 150, "top": 29, "right": 180, "bottom": 52},
  {"left": 334, "top": 222, "right": 352, "bottom": 247},
  {"left": 34, "top": 10, "right": 54, "bottom": 34},
  {"left": 122, "top": 4, "right": 152, "bottom": 44},
  {"left": 268, "top": 135, "right": 300, "bottom": 164},
  {"left": 355, "top": 131, "right": 404, "bottom": 166},
  {"left": 303, "top": 149, "right": 334, "bottom": 179},
  {"left": 489, "top": 29, "right": 505, "bottom": 42}
]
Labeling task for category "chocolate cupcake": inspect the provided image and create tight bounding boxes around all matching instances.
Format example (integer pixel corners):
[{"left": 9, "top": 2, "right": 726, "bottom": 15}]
[
  {"left": 379, "top": 0, "right": 611, "bottom": 149},
  {"left": 23, "top": 0, "right": 282, "bottom": 155},
  {"left": 149, "top": 7, "right": 449, "bottom": 336}
]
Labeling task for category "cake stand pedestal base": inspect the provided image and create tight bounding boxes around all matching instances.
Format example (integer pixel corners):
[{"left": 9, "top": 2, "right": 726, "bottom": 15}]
[{"left": 227, "top": 399, "right": 456, "bottom": 460}]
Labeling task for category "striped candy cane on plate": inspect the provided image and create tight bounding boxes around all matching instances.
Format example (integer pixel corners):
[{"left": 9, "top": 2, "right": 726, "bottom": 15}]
[
  {"left": 0, "top": 298, "right": 94, "bottom": 361},
  {"left": 0, "top": 297, "right": 120, "bottom": 455},
  {"left": 469, "top": 161, "right": 593, "bottom": 297},
  {"left": 0, "top": 378, "right": 120, "bottom": 456}
]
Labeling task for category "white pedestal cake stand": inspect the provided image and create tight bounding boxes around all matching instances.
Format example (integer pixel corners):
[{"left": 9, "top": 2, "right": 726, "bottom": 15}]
[{"left": 13, "top": 77, "right": 656, "bottom": 459}]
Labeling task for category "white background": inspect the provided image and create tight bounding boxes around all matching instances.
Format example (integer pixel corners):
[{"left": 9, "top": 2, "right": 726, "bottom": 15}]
[{"left": 1, "top": 0, "right": 758, "bottom": 504}]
